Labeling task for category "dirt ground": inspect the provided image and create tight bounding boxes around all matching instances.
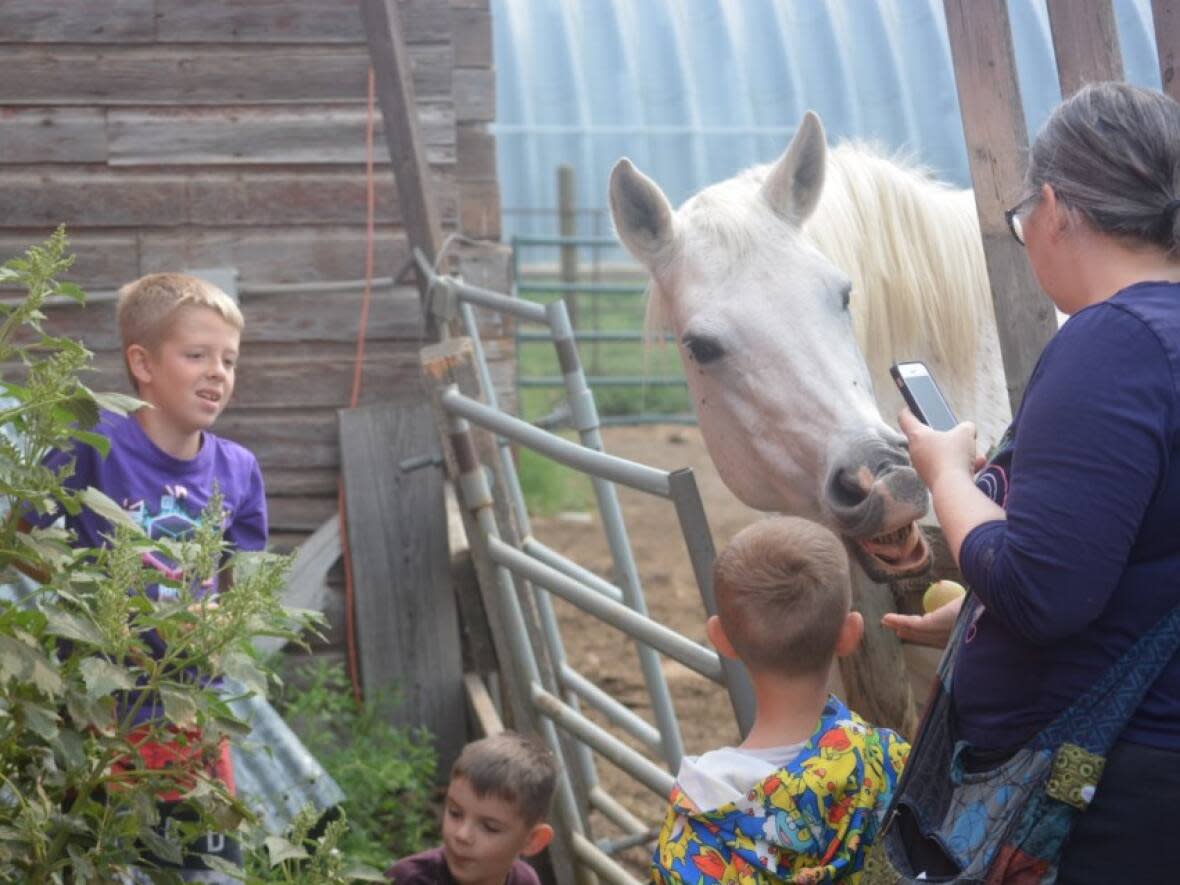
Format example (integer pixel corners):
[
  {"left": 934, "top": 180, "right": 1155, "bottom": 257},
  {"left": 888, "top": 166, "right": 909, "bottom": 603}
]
[{"left": 527, "top": 424, "right": 770, "bottom": 873}]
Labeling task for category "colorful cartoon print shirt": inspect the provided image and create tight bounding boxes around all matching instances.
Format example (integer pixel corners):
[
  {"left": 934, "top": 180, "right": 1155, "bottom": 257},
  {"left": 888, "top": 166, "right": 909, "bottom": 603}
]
[
  {"left": 29, "top": 409, "right": 268, "bottom": 723},
  {"left": 652, "top": 696, "right": 909, "bottom": 884}
]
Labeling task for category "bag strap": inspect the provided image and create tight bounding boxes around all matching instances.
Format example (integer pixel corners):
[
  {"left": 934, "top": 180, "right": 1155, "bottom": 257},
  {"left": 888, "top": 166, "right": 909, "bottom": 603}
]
[{"left": 1035, "top": 602, "right": 1180, "bottom": 754}]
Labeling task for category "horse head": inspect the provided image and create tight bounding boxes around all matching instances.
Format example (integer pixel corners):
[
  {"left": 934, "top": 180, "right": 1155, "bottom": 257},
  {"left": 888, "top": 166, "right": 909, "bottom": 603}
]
[{"left": 609, "top": 111, "right": 931, "bottom": 580}]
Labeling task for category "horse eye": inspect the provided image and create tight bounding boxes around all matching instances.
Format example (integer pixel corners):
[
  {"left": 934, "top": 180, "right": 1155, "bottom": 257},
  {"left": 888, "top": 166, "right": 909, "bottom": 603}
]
[
  {"left": 841, "top": 284, "right": 852, "bottom": 310},
  {"left": 682, "top": 334, "right": 725, "bottom": 364}
]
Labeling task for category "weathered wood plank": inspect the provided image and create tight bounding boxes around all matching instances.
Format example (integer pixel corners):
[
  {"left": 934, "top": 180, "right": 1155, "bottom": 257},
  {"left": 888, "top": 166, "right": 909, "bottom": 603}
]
[
  {"left": 154, "top": 0, "right": 450, "bottom": 44},
  {"left": 36, "top": 286, "right": 426, "bottom": 349},
  {"left": 339, "top": 402, "right": 464, "bottom": 773},
  {"left": 459, "top": 179, "right": 502, "bottom": 240},
  {"left": 255, "top": 467, "right": 340, "bottom": 498},
  {"left": 451, "top": 7, "right": 494, "bottom": 68},
  {"left": 216, "top": 411, "right": 343, "bottom": 469},
  {"left": 187, "top": 169, "right": 458, "bottom": 226},
  {"left": 0, "top": 108, "right": 108, "bottom": 164},
  {"left": 1153, "top": 0, "right": 1180, "bottom": 102},
  {"left": 138, "top": 227, "right": 412, "bottom": 285},
  {"left": 0, "top": 45, "right": 451, "bottom": 104},
  {"left": 1046, "top": 0, "right": 1123, "bottom": 97},
  {"left": 464, "top": 673, "right": 504, "bottom": 737},
  {"left": 0, "top": 232, "right": 139, "bottom": 291},
  {"left": 943, "top": 0, "right": 1057, "bottom": 411},
  {"left": 268, "top": 494, "right": 339, "bottom": 533},
  {"left": 2, "top": 170, "right": 187, "bottom": 228},
  {"left": 456, "top": 124, "right": 497, "bottom": 180},
  {"left": 108, "top": 106, "right": 455, "bottom": 167},
  {"left": 453, "top": 69, "right": 495, "bottom": 123},
  {"left": 0, "top": 0, "right": 156, "bottom": 42}
]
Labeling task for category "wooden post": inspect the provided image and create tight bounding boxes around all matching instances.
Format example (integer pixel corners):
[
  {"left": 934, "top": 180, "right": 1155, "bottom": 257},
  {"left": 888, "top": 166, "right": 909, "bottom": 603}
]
[
  {"left": 338, "top": 401, "right": 466, "bottom": 775},
  {"left": 361, "top": 0, "right": 445, "bottom": 328},
  {"left": 1046, "top": 0, "right": 1123, "bottom": 96},
  {"left": 558, "top": 164, "right": 579, "bottom": 331},
  {"left": 943, "top": 0, "right": 1058, "bottom": 412},
  {"left": 1153, "top": 0, "right": 1180, "bottom": 101}
]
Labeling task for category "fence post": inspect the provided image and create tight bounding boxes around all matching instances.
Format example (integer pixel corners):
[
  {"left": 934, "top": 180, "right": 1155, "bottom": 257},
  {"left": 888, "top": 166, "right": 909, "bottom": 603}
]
[
  {"left": 1153, "top": 0, "right": 1180, "bottom": 102},
  {"left": 558, "top": 164, "right": 579, "bottom": 331},
  {"left": 943, "top": 0, "right": 1058, "bottom": 412},
  {"left": 1046, "top": 0, "right": 1123, "bottom": 96}
]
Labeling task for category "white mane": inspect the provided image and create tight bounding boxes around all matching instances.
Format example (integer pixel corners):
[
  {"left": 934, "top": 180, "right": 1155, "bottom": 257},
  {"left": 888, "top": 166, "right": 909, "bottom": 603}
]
[{"left": 646, "top": 142, "right": 989, "bottom": 396}]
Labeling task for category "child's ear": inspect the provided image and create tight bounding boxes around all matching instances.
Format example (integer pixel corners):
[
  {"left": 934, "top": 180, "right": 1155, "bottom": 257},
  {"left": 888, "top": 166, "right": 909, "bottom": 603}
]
[
  {"left": 521, "top": 822, "right": 553, "bottom": 857},
  {"left": 126, "top": 344, "right": 153, "bottom": 387},
  {"left": 834, "top": 611, "right": 864, "bottom": 658},
  {"left": 705, "top": 615, "right": 739, "bottom": 660}
]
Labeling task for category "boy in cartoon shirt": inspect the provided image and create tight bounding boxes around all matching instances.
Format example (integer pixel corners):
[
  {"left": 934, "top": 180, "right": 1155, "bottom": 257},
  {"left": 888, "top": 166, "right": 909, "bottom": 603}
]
[
  {"left": 653, "top": 517, "right": 909, "bottom": 884},
  {"left": 26, "top": 272, "right": 265, "bottom": 879}
]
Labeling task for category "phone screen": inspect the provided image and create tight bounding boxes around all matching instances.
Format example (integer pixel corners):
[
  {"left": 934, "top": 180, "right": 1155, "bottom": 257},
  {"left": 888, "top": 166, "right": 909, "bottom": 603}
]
[{"left": 893, "top": 362, "right": 958, "bottom": 432}]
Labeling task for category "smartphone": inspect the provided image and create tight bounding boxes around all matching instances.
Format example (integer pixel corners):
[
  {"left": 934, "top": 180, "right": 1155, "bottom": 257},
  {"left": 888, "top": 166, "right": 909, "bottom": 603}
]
[{"left": 890, "top": 361, "right": 958, "bottom": 432}]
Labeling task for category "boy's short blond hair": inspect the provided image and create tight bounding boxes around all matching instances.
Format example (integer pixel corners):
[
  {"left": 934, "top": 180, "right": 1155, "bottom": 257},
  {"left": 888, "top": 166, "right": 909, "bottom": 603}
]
[
  {"left": 451, "top": 732, "right": 557, "bottom": 827},
  {"left": 713, "top": 516, "right": 851, "bottom": 677},
  {"left": 116, "top": 273, "right": 243, "bottom": 389}
]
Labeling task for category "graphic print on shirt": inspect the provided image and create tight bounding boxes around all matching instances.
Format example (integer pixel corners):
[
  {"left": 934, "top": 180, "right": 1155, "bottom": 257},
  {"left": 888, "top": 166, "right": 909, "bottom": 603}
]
[{"left": 123, "top": 483, "right": 227, "bottom": 600}]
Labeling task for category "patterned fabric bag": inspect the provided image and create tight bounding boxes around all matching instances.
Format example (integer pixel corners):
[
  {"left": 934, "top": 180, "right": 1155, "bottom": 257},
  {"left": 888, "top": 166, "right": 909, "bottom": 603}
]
[{"left": 862, "top": 594, "right": 1180, "bottom": 884}]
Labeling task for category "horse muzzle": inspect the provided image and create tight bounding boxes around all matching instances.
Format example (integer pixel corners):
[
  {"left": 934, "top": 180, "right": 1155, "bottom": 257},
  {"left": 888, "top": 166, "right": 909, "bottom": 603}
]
[{"left": 823, "top": 435, "right": 931, "bottom": 580}]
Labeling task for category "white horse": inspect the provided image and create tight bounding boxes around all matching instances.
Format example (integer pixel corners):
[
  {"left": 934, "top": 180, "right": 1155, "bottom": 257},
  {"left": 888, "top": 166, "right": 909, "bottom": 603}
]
[{"left": 609, "top": 112, "right": 1011, "bottom": 733}]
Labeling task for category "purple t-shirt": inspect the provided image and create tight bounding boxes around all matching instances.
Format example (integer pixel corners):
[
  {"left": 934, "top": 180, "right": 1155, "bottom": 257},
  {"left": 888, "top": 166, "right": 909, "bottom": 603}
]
[
  {"left": 29, "top": 410, "right": 267, "bottom": 722},
  {"left": 955, "top": 282, "right": 1180, "bottom": 751},
  {"left": 384, "top": 846, "right": 541, "bottom": 885}
]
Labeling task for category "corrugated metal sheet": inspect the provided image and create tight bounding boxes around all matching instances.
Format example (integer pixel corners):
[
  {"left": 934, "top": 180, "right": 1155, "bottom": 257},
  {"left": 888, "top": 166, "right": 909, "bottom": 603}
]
[
  {"left": 229, "top": 682, "right": 346, "bottom": 836},
  {"left": 492, "top": 0, "right": 1162, "bottom": 242}
]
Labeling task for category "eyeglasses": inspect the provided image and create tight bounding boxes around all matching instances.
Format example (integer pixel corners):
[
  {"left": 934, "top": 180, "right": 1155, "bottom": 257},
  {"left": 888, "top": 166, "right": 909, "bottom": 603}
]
[{"left": 1004, "top": 193, "right": 1039, "bottom": 246}]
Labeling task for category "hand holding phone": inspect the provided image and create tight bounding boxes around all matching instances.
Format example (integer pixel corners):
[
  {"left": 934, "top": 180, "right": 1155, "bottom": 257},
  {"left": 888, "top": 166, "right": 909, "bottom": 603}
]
[{"left": 890, "top": 361, "right": 958, "bottom": 432}]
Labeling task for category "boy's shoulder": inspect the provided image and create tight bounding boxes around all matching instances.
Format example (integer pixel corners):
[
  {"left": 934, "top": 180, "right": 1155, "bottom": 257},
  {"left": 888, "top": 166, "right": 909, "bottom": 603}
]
[{"left": 384, "top": 847, "right": 541, "bottom": 885}]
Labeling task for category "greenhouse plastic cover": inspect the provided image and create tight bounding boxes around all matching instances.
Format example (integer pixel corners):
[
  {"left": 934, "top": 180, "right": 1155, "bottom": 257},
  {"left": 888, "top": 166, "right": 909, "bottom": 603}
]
[{"left": 491, "top": 0, "right": 1163, "bottom": 242}]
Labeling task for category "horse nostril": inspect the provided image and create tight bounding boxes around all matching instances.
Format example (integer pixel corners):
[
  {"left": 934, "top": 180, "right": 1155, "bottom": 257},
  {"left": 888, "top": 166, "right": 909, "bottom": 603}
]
[{"left": 828, "top": 466, "right": 871, "bottom": 509}]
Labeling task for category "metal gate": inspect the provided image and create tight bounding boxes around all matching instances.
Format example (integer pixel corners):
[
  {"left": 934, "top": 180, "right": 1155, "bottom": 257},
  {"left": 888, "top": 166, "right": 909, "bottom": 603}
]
[{"left": 415, "top": 249, "right": 755, "bottom": 883}]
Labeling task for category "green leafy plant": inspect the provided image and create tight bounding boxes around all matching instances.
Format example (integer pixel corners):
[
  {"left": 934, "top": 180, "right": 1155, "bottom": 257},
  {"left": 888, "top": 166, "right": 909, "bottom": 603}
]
[
  {"left": 274, "top": 658, "right": 438, "bottom": 871},
  {"left": 0, "top": 231, "right": 378, "bottom": 883}
]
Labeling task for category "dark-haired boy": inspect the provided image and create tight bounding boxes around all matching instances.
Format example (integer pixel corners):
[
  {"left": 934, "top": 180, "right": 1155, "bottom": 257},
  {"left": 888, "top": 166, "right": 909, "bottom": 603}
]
[
  {"left": 386, "top": 732, "right": 556, "bottom": 885},
  {"left": 653, "top": 516, "right": 909, "bottom": 883}
]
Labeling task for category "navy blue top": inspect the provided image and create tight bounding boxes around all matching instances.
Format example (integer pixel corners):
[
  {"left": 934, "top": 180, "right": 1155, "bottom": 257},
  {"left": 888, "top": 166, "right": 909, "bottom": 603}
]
[{"left": 955, "top": 281, "right": 1180, "bottom": 751}]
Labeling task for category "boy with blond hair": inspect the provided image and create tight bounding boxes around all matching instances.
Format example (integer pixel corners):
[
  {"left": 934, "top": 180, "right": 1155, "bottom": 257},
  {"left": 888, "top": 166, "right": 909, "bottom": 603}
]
[
  {"left": 386, "top": 732, "right": 557, "bottom": 885},
  {"left": 26, "top": 272, "right": 266, "bottom": 879},
  {"left": 653, "top": 517, "right": 909, "bottom": 884}
]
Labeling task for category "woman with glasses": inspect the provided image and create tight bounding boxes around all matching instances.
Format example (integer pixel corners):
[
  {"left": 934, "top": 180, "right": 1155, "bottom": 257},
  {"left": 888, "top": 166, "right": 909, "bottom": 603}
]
[{"left": 883, "top": 81, "right": 1180, "bottom": 881}]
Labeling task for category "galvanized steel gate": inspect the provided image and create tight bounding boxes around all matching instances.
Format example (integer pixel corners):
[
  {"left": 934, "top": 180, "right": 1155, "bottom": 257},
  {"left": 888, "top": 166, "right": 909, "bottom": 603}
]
[{"left": 415, "top": 250, "right": 755, "bottom": 884}]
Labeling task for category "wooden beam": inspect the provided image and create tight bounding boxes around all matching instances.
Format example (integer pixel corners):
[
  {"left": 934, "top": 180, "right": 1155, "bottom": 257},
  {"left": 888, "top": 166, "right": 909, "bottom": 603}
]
[
  {"left": 361, "top": 0, "right": 446, "bottom": 323},
  {"left": 943, "top": 0, "right": 1058, "bottom": 412},
  {"left": 463, "top": 673, "right": 504, "bottom": 737},
  {"left": 1153, "top": 0, "right": 1180, "bottom": 102},
  {"left": 1046, "top": 0, "right": 1123, "bottom": 96}
]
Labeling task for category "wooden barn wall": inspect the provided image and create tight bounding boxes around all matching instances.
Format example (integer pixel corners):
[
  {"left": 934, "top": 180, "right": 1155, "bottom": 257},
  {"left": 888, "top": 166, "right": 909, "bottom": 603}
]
[{"left": 0, "top": 0, "right": 513, "bottom": 556}]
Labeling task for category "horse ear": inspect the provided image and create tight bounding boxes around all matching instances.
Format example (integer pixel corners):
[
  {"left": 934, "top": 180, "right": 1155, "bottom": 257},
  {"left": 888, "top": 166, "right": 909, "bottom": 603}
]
[
  {"left": 609, "top": 158, "right": 677, "bottom": 266},
  {"left": 762, "top": 110, "right": 827, "bottom": 226}
]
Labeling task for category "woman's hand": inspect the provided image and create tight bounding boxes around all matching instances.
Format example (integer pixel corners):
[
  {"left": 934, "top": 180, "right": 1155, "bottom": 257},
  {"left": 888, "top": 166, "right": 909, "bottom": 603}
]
[
  {"left": 898, "top": 408, "right": 978, "bottom": 496},
  {"left": 880, "top": 595, "right": 963, "bottom": 648}
]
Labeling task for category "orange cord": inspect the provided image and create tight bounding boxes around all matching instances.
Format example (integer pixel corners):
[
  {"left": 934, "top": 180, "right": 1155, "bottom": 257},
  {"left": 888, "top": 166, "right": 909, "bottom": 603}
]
[{"left": 339, "top": 66, "right": 378, "bottom": 703}]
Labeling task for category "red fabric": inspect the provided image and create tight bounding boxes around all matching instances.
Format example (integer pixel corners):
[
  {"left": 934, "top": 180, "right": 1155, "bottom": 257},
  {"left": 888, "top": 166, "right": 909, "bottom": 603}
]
[
  {"left": 986, "top": 845, "right": 1051, "bottom": 885},
  {"left": 110, "top": 727, "right": 234, "bottom": 802}
]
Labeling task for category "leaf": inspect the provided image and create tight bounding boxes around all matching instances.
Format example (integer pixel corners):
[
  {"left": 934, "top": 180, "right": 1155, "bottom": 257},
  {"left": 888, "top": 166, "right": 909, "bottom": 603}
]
[
  {"left": 55, "top": 393, "right": 100, "bottom": 430},
  {"left": 140, "top": 827, "right": 185, "bottom": 865},
  {"left": 17, "top": 700, "right": 59, "bottom": 741},
  {"left": 89, "top": 390, "right": 147, "bottom": 416},
  {"left": 0, "top": 634, "right": 62, "bottom": 697},
  {"left": 67, "top": 428, "right": 109, "bottom": 458},
  {"left": 54, "top": 727, "right": 86, "bottom": 769},
  {"left": 79, "top": 486, "right": 142, "bottom": 533},
  {"left": 78, "top": 657, "right": 136, "bottom": 700},
  {"left": 264, "top": 835, "right": 309, "bottom": 866},
  {"left": 55, "top": 282, "right": 85, "bottom": 303},
  {"left": 199, "top": 854, "right": 246, "bottom": 878},
  {"left": 160, "top": 687, "right": 198, "bottom": 728},
  {"left": 344, "top": 864, "right": 390, "bottom": 882},
  {"left": 43, "top": 609, "right": 105, "bottom": 646},
  {"left": 220, "top": 651, "right": 267, "bottom": 697}
]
